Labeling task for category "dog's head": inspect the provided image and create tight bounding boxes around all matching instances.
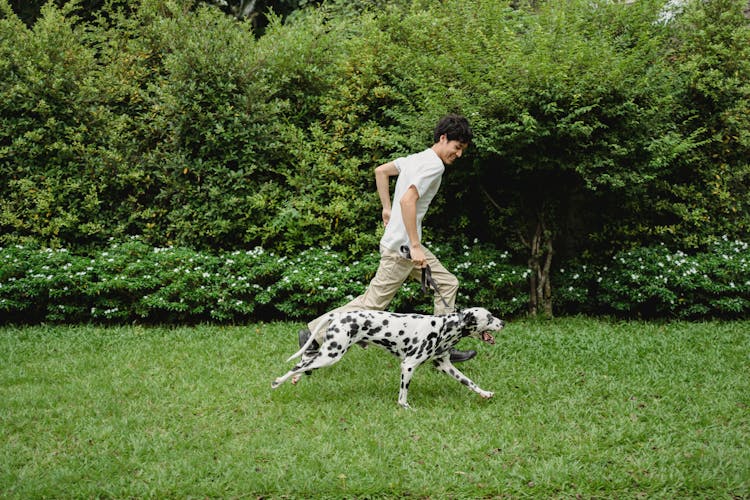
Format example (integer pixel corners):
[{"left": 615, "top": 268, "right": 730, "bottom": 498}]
[{"left": 460, "top": 307, "right": 504, "bottom": 344}]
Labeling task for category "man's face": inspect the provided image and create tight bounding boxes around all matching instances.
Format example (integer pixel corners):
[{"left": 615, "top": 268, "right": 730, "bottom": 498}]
[{"left": 435, "top": 134, "right": 468, "bottom": 165}]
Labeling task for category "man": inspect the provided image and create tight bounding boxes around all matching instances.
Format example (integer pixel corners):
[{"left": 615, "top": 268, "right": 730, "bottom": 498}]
[{"left": 299, "top": 114, "right": 476, "bottom": 362}]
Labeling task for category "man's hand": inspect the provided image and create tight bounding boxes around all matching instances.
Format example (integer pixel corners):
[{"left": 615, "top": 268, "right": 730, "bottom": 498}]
[
  {"left": 382, "top": 207, "right": 391, "bottom": 226},
  {"left": 400, "top": 186, "right": 424, "bottom": 266},
  {"left": 375, "top": 162, "right": 398, "bottom": 226},
  {"left": 410, "top": 244, "right": 427, "bottom": 268}
]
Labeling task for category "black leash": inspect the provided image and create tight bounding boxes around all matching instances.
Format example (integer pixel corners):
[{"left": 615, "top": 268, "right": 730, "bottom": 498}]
[{"left": 399, "top": 245, "right": 451, "bottom": 309}]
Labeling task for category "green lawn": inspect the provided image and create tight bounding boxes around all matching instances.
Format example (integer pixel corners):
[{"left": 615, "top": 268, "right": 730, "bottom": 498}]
[{"left": 1, "top": 318, "right": 748, "bottom": 498}]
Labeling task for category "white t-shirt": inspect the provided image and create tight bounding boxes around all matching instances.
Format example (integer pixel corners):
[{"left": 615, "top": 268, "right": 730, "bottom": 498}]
[{"left": 380, "top": 148, "right": 445, "bottom": 253}]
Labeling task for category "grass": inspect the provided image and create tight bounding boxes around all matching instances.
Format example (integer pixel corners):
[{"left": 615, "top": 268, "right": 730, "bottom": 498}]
[{"left": 0, "top": 318, "right": 748, "bottom": 498}]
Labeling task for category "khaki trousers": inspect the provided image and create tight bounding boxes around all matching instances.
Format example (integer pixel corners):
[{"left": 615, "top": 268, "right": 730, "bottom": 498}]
[{"left": 307, "top": 245, "right": 459, "bottom": 341}]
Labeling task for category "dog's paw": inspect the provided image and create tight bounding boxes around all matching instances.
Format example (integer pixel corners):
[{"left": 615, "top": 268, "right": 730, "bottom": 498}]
[
  {"left": 291, "top": 374, "right": 302, "bottom": 385},
  {"left": 479, "top": 390, "right": 494, "bottom": 399}
]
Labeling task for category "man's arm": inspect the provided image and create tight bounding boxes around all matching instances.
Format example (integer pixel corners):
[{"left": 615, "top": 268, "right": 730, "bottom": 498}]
[
  {"left": 400, "top": 185, "right": 426, "bottom": 267},
  {"left": 374, "top": 162, "right": 398, "bottom": 226}
]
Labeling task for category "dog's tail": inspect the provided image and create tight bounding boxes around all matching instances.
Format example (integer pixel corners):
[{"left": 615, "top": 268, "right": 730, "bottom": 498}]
[{"left": 285, "top": 316, "right": 332, "bottom": 363}]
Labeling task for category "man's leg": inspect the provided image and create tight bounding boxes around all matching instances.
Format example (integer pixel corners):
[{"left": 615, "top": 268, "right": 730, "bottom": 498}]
[
  {"left": 420, "top": 246, "right": 475, "bottom": 363},
  {"left": 304, "top": 247, "right": 414, "bottom": 343},
  {"left": 299, "top": 246, "right": 474, "bottom": 362},
  {"left": 420, "top": 247, "right": 459, "bottom": 315}
]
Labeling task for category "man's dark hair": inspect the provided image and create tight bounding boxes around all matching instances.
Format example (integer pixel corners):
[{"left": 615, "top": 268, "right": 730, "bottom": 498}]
[{"left": 433, "top": 113, "right": 473, "bottom": 144}]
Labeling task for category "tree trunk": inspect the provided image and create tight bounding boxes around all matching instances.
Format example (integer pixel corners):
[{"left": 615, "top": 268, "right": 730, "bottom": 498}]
[
  {"left": 481, "top": 186, "right": 555, "bottom": 317},
  {"left": 521, "top": 214, "right": 554, "bottom": 318},
  {"left": 237, "top": 0, "right": 258, "bottom": 19}
]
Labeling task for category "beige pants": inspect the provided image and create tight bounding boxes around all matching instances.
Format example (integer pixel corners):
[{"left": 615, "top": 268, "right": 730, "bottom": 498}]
[{"left": 307, "top": 245, "right": 459, "bottom": 341}]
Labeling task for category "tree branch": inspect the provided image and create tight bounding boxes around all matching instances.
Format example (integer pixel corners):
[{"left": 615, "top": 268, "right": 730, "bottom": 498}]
[{"left": 480, "top": 185, "right": 503, "bottom": 213}]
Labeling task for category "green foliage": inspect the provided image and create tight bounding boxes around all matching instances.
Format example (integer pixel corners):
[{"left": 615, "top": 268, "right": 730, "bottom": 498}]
[
  {"left": 0, "top": 2, "right": 107, "bottom": 246},
  {"left": 554, "top": 237, "right": 750, "bottom": 319},
  {"left": 438, "top": 0, "right": 700, "bottom": 255},
  {"left": 1, "top": 0, "right": 749, "bottom": 318},
  {"left": 0, "top": 239, "right": 528, "bottom": 324},
  {"left": 654, "top": 0, "right": 750, "bottom": 248},
  {"left": 436, "top": 241, "right": 529, "bottom": 318},
  {"left": 5, "top": 236, "right": 746, "bottom": 323},
  {"left": 134, "top": 4, "right": 284, "bottom": 249}
]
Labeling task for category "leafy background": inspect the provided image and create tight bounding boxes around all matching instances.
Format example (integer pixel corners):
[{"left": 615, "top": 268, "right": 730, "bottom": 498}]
[{"left": 1, "top": 0, "right": 748, "bottom": 320}]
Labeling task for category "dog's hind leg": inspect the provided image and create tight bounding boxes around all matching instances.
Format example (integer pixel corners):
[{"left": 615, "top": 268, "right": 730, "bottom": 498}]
[
  {"left": 271, "top": 364, "right": 309, "bottom": 388},
  {"left": 285, "top": 318, "right": 332, "bottom": 362},
  {"left": 398, "top": 361, "right": 421, "bottom": 409},
  {"left": 433, "top": 358, "right": 494, "bottom": 400},
  {"left": 272, "top": 347, "right": 348, "bottom": 389}
]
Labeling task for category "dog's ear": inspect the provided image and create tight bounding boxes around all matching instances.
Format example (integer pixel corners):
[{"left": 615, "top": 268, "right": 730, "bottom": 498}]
[{"left": 461, "top": 309, "right": 478, "bottom": 330}]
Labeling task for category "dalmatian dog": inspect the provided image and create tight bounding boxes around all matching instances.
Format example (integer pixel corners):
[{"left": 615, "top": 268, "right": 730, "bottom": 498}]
[{"left": 272, "top": 307, "right": 504, "bottom": 409}]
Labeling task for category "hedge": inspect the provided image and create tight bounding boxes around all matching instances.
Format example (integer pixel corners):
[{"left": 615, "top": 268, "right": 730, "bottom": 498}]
[
  {"left": 554, "top": 237, "right": 750, "bottom": 319},
  {"left": 2, "top": 237, "right": 748, "bottom": 324},
  {"left": 2, "top": 0, "right": 748, "bottom": 320},
  {"left": 1, "top": 0, "right": 748, "bottom": 257},
  {"left": 0, "top": 238, "right": 528, "bottom": 324}
]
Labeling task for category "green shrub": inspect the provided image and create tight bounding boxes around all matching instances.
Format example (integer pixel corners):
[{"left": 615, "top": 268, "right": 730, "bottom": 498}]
[
  {"left": 2, "top": 0, "right": 748, "bottom": 319},
  {"left": 0, "top": 3, "right": 102, "bottom": 246},
  {"left": 3, "top": 237, "right": 747, "bottom": 323},
  {"left": 0, "top": 238, "right": 528, "bottom": 324},
  {"left": 658, "top": 0, "right": 750, "bottom": 247},
  {"left": 554, "top": 238, "right": 750, "bottom": 319}
]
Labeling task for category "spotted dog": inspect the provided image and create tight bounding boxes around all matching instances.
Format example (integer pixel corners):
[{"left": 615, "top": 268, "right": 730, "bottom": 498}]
[{"left": 272, "top": 307, "right": 504, "bottom": 409}]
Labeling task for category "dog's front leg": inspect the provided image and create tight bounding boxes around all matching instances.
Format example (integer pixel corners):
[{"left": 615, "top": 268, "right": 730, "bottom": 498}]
[
  {"left": 398, "top": 361, "right": 420, "bottom": 409},
  {"left": 433, "top": 358, "right": 494, "bottom": 400}
]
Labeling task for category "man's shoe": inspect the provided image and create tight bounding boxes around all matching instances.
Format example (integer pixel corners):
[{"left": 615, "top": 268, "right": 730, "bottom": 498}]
[
  {"left": 449, "top": 349, "right": 476, "bottom": 363},
  {"left": 298, "top": 328, "right": 319, "bottom": 351}
]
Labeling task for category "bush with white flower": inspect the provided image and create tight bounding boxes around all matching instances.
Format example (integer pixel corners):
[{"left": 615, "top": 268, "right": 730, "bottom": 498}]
[
  {"left": 554, "top": 237, "right": 750, "bottom": 318},
  {"left": 3, "top": 236, "right": 746, "bottom": 324},
  {"left": 0, "top": 238, "right": 528, "bottom": 324}
]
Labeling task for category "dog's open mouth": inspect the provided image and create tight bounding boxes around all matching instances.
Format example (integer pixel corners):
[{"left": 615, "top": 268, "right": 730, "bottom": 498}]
[{"left": 481, "top": 331, "right": 496, "bottom": 344}]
